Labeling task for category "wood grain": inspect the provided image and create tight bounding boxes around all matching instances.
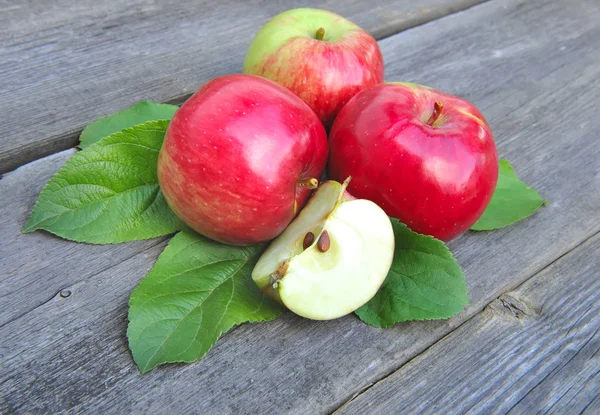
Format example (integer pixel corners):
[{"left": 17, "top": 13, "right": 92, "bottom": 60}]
[
  {"left": 335, "top": 233, "right": 600, "bottom": 415},
  {"left": 0, "top": 0, "right": 486, "bottom": 174},
  {"left": 1, "top": 0, "right": 599, "bottom": 413},
  {"left": 0, "top": 150, "right": 168, "bottom": 326}
]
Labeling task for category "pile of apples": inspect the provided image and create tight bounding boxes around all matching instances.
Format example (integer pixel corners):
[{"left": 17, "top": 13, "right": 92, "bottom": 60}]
[{"left": 157, "top": 9, "right": 498, "bottom": 320}]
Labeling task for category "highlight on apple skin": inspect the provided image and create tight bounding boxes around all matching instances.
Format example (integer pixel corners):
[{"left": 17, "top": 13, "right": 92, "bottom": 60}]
[
  {"left": 252, "top": 179, "right": 395, "bottom": 320},
  {"left": 243, "top": 8, "right": 383, "bottom": 129},
  {"left": 158, "top": 74, "right": 328, "bottom": 246},
  {"left": 328, "top": 82, "right": 499, "bottom": 241}
]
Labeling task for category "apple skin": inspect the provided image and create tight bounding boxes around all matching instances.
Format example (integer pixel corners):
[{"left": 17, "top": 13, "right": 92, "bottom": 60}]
[
  {"left": 158, "top": 74, "right": 328, "bottom": 245},
  {"left": 243, "top": 8, "right": 383, "bottom": 129},
  {"left": 328, "top": 82, "right": 498, "bottom": 241},
  {"left": 251, "top": 179, "right": 395, "bottom": 320}
]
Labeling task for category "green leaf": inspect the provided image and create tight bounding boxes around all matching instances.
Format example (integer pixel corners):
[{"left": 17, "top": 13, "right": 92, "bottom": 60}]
[
  {"left": 127, "top": 229, "right": 283, "bottom": 373},
  {"left": 356, "top": 219, "right": 469, "bottom": 328},
  {"left": 23, "top": 120, "right": 184, "bottom": 244},
  {"left": 471, "top": 159, "right": 546, "bottom": 231},
  {"left": 79, "top": 101, "right": 178, "bottom": 149}
]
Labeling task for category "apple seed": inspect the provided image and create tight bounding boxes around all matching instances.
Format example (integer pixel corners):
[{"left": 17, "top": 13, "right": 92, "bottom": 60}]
[
  {"left": 303, "top": 232, "right": 315, "bottom": 250},
  {"left": 317, "top": 230, "right": 330, "bottom": 252}
]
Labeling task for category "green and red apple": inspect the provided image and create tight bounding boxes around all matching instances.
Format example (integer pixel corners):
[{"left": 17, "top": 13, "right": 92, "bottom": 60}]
[
  {"left": 328, "top": 82, "right": 498, "bottom": 241},
  {"left": 252, "top": 179, "right": 395, "bottom": 320},
  {"left": 243, "top": 8, "right": 383, "bottom": 128},
  {"left": 158, "top": 74, "right": 328, "bottom": 246}
]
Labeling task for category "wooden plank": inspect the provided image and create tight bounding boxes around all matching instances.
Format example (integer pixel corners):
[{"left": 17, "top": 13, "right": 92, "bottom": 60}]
[
  {"left": 0, "top": 150, "right": 167, "bottom": 326},
  {"left": 335, "top": 233, "right": 600, "bottom": 415},
  {"left": 1, "top": 0, "right": 599, "bottom": 412},
  {"left": 0, "top": 0, "right": 486, "bottom": 174}
]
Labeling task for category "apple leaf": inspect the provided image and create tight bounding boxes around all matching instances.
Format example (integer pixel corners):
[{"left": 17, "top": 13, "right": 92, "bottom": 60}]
[
  {"left": 79, "top": 101, "right": 178, "bottom": 149},
  {"left": 471, "top": 159, "right": 546, "bottom": 231},
  {"left": 127, "top": 229, "right": 283, "bottom": 373},
  {"left": 355, "top": 219, "right": 468, "bottom": 328},
  {"left": 23, "top": 120, "right": 184, "bottom": 244}
]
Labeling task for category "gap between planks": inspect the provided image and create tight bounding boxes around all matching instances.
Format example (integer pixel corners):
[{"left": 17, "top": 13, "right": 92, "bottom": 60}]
[
  {"left": 2, "top": 0, "right": 599, "bottom": 412},
  {"left": 331, "top": 229, "right": 600, "bottom": 414},
  {"left": 0, "top": 0, "right": 490, "bottom": 175}
]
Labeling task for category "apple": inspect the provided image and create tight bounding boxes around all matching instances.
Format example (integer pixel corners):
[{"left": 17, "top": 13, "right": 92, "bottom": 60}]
[
  {"left": 243, "top": 8, "right": 383, "bottom": 129},
  {"left": 328, "top": 83, "right": 498, "bottom": 241},
  {"left": 252, "top": 179, "right": 395, "bottom": 320},
  {"left": 158, "top": 74, "right": 328, "bottom": 245}
]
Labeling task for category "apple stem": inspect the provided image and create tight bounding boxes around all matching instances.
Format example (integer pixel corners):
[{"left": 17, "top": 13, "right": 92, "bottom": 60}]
[
  {"left": 297, "top": 178, "right": 319, "bottom": 189},
  {"left": 336, "top": 176, "right": 352, "bottom": 205},
  {"left": 426, "top": 101, "right": 444, "bottom": 126},
  {"left": 316, "top": 27, "right": 325, "bottom": 40},
  {"left": 317, "top": 231, "right": 330, "bottom": 253}
]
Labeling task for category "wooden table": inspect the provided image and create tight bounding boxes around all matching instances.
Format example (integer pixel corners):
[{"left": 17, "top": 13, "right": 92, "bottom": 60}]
[{"left": 1, "top": 0, "right": 599, "bottom": 413}]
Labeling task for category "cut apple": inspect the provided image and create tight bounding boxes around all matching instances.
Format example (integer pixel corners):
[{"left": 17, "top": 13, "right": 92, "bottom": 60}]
[{"left": 252, "top": 179, "right": 395, "bottom": 320}]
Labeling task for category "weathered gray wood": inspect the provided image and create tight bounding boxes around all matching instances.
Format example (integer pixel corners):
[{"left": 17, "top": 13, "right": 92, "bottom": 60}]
[
  {"left": 0, "top": 0, "right": 482, "bottom": 328},
  {"left": 0, "top": 0, "right": 486, "bottom": 174},
  {"left": 335, "top": 234, "right": 600, "bottom": 414},
  {"left": 0, "top": 150, "right": 168, "bottom": 326},
  {"left": 1, "top": 0, "right": 599, "bottom": 413}
]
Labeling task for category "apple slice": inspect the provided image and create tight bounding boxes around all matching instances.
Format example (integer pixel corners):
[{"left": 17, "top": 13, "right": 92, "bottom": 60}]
[{"left": 252, "top": 179, "right": 394, "bottom": 320}]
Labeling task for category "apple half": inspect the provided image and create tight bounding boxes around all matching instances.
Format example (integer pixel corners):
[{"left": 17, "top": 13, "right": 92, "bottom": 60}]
[{"left": 252, "top": 179, "right": 395, "bottom": 320}]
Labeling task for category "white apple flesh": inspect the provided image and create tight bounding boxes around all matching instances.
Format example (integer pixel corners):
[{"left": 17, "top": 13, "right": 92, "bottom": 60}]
[{"left": 252, "top": 179, "right": 395, "bottom": 320}]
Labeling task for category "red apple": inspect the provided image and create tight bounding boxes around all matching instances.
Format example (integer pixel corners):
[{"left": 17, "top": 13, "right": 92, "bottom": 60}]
[
  {"left": 158, "top": 74, "right": 328, "bottom": 245},
  {"left": 243, "top": 8, "right": 383, "bottom": 129},
  {"left": 328, "top": 82, "right": 498, "bottom": 241}
]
